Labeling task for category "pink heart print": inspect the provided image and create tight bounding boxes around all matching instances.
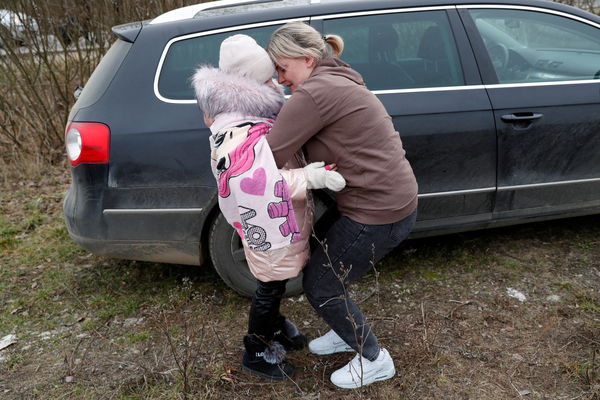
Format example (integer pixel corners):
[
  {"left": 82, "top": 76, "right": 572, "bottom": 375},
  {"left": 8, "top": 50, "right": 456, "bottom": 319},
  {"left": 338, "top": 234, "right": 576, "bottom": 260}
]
[
  {"left": 240, "top": 167, "right": 266, "bottom": 196},
  {"left": 232, "top": 222, "right": 244, "bottom": 238}
]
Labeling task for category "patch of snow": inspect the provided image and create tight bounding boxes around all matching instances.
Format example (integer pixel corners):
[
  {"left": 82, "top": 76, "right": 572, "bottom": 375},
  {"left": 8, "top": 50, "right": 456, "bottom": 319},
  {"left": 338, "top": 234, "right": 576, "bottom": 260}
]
[
  {"left": 506, "top": 288, "right": 526, "bottom": 302},
  {"left": 0, "top": 334, "right": 17, "bottom": 351},
  {"left": 123, "top": 317, "right": 144, "bottom": 327}
]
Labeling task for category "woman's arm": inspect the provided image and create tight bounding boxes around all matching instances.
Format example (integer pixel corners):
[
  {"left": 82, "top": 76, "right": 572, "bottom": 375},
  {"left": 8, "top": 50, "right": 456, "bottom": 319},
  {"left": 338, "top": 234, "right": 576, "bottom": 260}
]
[{"left": 267, "top": 89, "right": 324, "bottom": 168}]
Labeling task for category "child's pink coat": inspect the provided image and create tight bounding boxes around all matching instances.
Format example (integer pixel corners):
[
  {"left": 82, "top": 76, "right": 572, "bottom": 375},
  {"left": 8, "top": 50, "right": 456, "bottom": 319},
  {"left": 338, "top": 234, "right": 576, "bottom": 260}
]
[{"left": 193, "top": 67, "right": 313, "bottom": 282}]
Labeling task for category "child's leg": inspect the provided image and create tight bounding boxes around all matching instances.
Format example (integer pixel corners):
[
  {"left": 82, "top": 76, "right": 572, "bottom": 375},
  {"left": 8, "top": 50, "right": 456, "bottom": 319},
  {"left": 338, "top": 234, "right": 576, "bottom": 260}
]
[
  {"left": 248, "top": 279, "right": 288, "bottom": 340},
  {"left": 242, "top": 279, "right": 294, "bottom": 380},
  {"left": 247, "top": 279, "right": 308, "bottom": 351}
]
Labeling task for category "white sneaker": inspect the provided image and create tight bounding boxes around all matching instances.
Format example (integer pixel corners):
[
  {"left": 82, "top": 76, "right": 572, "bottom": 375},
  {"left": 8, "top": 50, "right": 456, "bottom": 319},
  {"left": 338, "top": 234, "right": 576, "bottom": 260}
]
[
  {"left": 308, "top": 329, "right": 354, "bottom": 355},
  {"left": 330, "top": 348, "right": 396, "bottom": 389}
]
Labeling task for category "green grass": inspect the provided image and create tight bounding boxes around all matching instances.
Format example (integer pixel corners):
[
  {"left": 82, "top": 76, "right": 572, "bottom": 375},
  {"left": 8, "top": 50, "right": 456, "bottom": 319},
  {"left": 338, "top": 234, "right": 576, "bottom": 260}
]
[
  {"left": 0, "top": 216, "right": 21, "bottom": 249},
  {"left": 559, "top": 281, "right": 574, "bottom": 291},
  {"left": 501, "top": 257, "right": 521, "bottom": 270},
  {"left": 575, "top": 293, "right": 600, "bottom": 314},
  {"left": 563, "top": 359, "right": 599, "bottom": 386},
  {"left": 2, "top": 171, "right": 600, "bottom": 399},
  {"left": 3, "top": 352, "right": 24, "bottom": 370},
  {"left": 553, "top": 280, "right": 600, "bottom": 314},
  {"left": 127, "top": 331, "right": 151, "bottom": 344},
  {"left": 420, "top": 268, "right": 445, "bottom": 281}
]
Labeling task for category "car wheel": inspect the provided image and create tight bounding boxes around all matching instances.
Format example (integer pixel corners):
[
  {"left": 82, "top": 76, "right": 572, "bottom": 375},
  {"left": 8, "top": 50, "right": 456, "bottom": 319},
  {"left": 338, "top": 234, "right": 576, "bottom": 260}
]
[{"left": 208, "top": 212, "right": 303, "bottom": 297}]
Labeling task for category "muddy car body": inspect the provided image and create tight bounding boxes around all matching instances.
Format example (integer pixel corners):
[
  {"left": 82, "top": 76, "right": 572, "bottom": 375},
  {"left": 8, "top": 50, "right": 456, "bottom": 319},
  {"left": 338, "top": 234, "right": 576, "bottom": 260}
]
[{"left": 64, "top": 0, "right": 600, "bottom": 296}]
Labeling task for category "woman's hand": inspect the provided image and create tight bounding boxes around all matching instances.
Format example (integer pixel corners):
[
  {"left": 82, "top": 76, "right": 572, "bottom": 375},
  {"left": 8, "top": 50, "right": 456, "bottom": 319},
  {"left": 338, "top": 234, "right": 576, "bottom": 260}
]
[{"left": 304, "top": 162, "right": 346, "bottom": 191}]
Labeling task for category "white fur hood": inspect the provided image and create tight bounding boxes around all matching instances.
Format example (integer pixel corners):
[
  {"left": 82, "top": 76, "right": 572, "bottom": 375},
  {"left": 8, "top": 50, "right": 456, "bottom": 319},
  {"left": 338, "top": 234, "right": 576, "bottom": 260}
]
[{"left": 192, "top": 66, "right": 285, "bottom": 119}]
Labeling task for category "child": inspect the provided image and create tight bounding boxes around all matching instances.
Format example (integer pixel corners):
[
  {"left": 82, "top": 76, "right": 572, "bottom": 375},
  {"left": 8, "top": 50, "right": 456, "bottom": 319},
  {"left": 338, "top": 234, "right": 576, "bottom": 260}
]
[{"left": 192, "top": 34, "right": 345, "bottom": 380}]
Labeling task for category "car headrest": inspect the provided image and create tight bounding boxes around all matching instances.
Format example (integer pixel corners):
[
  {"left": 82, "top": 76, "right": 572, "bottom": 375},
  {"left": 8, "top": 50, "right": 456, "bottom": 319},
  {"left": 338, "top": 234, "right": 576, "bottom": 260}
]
[
  {"left": 368, "top": 24, "right": 399, "bottom": 63},
  {"left": 417, "top": 25, "right": 445, "bottom": 60}
]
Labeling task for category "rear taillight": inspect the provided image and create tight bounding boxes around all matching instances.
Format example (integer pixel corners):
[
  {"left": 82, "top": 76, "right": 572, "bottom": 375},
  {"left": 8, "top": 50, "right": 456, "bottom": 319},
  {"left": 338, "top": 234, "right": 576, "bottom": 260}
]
[{"left": 65, "top": 122, "right": 110, "bottom": 166}]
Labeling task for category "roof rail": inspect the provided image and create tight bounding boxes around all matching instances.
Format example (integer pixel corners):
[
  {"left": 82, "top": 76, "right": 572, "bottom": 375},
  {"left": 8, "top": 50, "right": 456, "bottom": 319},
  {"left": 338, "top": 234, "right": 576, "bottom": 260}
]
[
  {"left": 150, "top": 0, "right": 282, "bottom": 24},
  {"left": 199, "top": 0, "right": 282, "bottom": 12}
]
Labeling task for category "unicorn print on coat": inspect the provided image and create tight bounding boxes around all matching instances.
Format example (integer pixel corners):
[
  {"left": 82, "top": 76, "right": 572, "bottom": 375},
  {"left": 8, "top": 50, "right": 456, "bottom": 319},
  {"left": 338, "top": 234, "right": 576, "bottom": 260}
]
[{"left": 211, "top": 120, "right": 301, "bottom": 252}]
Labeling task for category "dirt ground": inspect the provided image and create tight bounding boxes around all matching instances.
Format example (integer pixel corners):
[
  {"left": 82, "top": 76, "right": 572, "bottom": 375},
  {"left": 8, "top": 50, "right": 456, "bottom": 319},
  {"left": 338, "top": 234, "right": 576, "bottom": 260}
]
[{"left": 0, "top": 169, "right": 599, "bottom": 399}]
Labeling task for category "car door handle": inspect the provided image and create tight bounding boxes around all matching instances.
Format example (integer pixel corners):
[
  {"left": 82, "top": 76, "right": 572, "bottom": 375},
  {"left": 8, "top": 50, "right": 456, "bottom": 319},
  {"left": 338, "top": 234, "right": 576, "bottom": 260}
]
[{"left": 501, "top": 113, "right": 543, "bottom": 123}]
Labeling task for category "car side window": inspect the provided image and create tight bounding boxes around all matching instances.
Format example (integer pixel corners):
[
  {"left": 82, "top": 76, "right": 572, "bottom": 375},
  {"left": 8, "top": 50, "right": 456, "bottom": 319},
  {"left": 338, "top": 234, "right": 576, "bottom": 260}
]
[
  {"left": 468, "top": 9, "right": 600, "bottom": 84},
  {"left": 158, "top": 25, "right": 281, "bottom": 101},
  {"left": 323, "top": 10, "right": 465, "bottom": 90}
]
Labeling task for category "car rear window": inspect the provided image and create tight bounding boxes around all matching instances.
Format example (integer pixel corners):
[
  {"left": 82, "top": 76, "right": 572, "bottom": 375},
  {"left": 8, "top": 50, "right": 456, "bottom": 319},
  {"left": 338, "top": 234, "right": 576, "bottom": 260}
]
[
  {"left": 72, "top": 39, "right": 132, "bottom": 112},
  {"left": 157, "top": 24, "right": 282, "bottom": 101}
]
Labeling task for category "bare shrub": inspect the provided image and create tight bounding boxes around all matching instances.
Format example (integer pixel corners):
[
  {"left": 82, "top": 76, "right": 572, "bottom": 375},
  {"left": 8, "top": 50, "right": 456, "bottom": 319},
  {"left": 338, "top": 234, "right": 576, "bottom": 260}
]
[
  {"left": 151, "top": 277, "right": 214, "bottom": 400},
  {"left": 0, "top": 0, "right": 597, "bottom": 177},
  {"left": 553, "top": 0, "right": 600, "bottom": 13},
  {"left": 0, "top": 0, "right": 202, "bottom": 175}
]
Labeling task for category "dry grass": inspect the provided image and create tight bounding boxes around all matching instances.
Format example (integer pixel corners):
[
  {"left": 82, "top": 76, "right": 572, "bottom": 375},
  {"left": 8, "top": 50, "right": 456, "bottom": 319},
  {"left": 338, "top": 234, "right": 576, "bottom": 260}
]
[
  {"left": 0, "top": 167, "right": 598, "bottom": 399},
  {"left": 0, "top": 0, "right": 203, "bottom": 176},
  {"left": 1, "top": 1, "right": 599, "bottom": 396}
]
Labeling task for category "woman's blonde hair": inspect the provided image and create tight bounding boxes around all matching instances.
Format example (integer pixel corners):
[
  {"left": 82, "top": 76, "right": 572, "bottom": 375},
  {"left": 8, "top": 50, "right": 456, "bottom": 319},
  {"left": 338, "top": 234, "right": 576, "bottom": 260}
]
[{"left": 267, "top": 22, "right": 344, "bottom": 62}]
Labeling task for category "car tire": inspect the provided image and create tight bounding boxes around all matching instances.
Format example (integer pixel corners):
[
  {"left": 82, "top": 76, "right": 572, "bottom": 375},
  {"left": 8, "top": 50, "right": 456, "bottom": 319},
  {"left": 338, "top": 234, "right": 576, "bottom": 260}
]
[{"left": 208, "top": 213, "right": 303, "bottom": 298}]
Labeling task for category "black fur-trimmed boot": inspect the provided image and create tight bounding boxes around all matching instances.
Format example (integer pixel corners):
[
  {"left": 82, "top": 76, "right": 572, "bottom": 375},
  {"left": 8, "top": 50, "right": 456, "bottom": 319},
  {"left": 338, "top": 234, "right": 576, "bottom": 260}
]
[
  {"left": 272, "top": 317, "right": 308, "bottom": 351},
  {"left": 241, "top": 335, "right": 294, "bottom": 381}
]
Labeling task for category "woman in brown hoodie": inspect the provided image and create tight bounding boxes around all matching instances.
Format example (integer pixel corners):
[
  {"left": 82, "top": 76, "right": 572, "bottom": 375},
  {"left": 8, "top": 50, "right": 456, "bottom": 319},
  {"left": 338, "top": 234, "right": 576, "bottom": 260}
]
[{"left": 266, "top": 22, "right": 418, "bottom": 389}]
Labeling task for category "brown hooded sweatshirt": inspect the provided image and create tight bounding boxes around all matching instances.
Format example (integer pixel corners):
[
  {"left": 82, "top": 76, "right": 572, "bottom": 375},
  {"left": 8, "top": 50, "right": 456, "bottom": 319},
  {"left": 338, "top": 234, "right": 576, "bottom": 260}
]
[{"left": 267, "top": 57, "right": 418, "bottom": 225}]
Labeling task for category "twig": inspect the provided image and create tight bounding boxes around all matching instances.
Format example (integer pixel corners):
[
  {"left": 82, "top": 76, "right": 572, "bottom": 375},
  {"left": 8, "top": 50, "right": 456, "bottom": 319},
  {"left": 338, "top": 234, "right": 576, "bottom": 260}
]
[
  {"left": 447, "top": 300, "right": 473, "bottom": 319},
  {"left": 279, "top": 364, "right": 304, "bottom": 395},
  {"left": 59, "top": 282, "right": 109, "bottom": 340},
  {"left": 560, "top": 340, "right": 576, "bottom": 351},
  {"left": 576, "top": 334, "right": 600, "bottom": 347},
  {"left": 499, "top": 251, "right": 528, "bottom": 263},
  {"left": 312, "top": 229, "right": 368, "bottom": 385},
  {"left": 370, "top": 243, "right": 380, "bottom": 309},
  {"left": 356, "top": 288, "right": 377, "bottom": 305},
  {"left": 211, "top": 326, "right": 228, "bottom": 354},
  {"left": 509, "top": 379, "right": 524, "bottom": 398},
  {"left": 369, "top": 316, "right": 397, "bottom": 322},
  {"left": 236, "top": 381, "right": 288, "bottom": 387},
  {"left": 421, "top": 301, "right": 430, "bottom": 352},
  {"left": 318, "top": 295, "right": 347, "bottom": 308}
]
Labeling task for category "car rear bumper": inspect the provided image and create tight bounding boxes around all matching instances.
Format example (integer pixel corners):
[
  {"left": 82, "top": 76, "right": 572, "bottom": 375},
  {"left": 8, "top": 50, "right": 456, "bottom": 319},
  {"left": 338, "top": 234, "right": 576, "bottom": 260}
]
[
  {"left": 63, "top": 164, "right": 208, "bottom": 265},
  {"left": 66, "top": 230, "right": 202, "bottom": 265}
]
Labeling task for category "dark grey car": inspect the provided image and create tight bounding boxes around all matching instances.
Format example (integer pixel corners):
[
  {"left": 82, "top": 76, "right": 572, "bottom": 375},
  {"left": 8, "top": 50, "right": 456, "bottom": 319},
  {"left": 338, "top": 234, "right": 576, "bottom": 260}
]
[{"left": 63, "top": 0, "right": 600, "bottom": 297}]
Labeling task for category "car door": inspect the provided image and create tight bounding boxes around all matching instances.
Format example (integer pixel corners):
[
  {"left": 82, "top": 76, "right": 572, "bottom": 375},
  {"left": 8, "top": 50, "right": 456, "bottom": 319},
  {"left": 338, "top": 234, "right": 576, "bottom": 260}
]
[
  {"left": 315, "top": 7, "right": 497, "bottom": 234},
  {"left": 459, "top": 5, "right": 600, "bottom": 219}
]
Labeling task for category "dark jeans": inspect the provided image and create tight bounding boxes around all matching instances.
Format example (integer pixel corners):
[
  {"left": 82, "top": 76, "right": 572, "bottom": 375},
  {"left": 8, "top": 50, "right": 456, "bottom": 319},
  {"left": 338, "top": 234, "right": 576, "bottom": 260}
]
[
  {"left": 247, "top": 279, "right": 287, "bottom": 340},
  {"left": 303, "top": 210, "right": 417, "bottom": 361}
]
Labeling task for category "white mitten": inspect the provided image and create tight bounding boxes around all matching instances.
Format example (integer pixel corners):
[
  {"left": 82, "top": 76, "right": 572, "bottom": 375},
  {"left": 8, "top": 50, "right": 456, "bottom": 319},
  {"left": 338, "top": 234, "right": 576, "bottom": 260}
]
[{"left": 304, "top": 162, "right": 346, "bottom": 192}]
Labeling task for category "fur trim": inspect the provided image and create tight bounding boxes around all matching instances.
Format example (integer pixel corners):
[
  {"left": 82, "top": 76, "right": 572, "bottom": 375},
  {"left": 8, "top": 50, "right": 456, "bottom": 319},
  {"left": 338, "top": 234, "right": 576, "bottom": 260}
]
[
  {"left": 192, "top": 66, "right": 284, "bottom": 119},
  {"left": 283, "top": 319, "right": 300, "bottom": 338},
  {"left": 263, "top": 341, "right": 286, "bottom": 364}
]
